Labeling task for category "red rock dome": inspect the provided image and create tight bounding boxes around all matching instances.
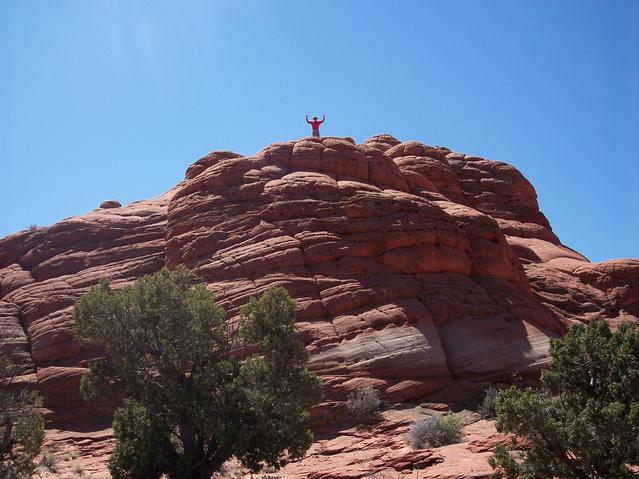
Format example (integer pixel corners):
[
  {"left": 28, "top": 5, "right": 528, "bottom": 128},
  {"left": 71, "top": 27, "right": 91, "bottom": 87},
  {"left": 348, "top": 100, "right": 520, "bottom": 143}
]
[{"left": 1, "top": 135, "right": 637, "bottom": 477}]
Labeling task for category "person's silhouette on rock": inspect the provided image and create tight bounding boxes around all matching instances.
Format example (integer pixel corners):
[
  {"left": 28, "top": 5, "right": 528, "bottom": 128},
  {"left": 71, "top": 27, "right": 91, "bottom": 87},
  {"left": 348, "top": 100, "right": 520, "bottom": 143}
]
[{"left": 306, "top": 115, "right": 325, "bottom": 137}]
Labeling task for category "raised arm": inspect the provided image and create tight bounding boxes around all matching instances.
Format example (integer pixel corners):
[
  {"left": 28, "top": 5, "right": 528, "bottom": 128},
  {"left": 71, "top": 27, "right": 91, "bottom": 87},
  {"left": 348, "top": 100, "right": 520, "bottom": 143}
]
[
  {"left": 306, "top": 115, "right": 312, "bottom": 124},
  {"left": 319, "top": 115, "right": 326, "bottom": 124}
]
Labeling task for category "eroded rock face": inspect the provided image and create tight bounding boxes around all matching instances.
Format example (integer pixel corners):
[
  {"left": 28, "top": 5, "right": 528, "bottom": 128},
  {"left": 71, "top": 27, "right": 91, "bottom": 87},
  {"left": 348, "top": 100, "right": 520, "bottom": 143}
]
[
  {"left": 0, "top": 195, "right": 170, "bottom": 427},
  {"left": 276, "top": 406, "right": 510, "bottom": 479},
  {"left": 1, "top": 135, "right": 637, "bottom": 478}
]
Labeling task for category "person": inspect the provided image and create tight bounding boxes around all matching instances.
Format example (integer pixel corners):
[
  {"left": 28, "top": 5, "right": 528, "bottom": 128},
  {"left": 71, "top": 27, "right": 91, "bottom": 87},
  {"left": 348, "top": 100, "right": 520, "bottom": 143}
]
[{"left": 306, "top": 115, "right": 325, "bottom": 137}]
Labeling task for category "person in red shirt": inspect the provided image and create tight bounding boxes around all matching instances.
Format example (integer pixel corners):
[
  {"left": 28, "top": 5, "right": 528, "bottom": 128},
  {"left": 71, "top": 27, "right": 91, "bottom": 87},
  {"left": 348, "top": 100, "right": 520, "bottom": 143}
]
[{"left": 306, "top": 115, "right": 325, "bottom": 137}]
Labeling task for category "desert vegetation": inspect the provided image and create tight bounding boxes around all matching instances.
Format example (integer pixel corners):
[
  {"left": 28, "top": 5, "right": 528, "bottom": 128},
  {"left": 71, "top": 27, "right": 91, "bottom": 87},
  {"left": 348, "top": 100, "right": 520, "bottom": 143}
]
[
  {"left": 347, "top": 384, "right": 382, "bottom": 421},
  {"left": 73, "top": 267, "right": 323, "bottom": 479},
  {"left": 490, "top": 319, "right": 639, "bottom": 478},
  {"left": 406, "top": 413, "right": 462, "bottom": 449},
  {"left": 478, "top": 387, "right": 499, "bottom": 419},
  {"left": 37, "top": 451, "right": 58, "bottom": 473},
  {"left": 0, "top": 352, "right": 44, "bottom": 478}
]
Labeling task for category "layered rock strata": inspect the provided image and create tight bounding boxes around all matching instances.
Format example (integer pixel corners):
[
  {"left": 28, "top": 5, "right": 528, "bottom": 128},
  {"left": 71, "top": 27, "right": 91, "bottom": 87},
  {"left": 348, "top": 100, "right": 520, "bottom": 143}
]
[{"left": 1, "top": 134, "right": 637, "bottom": 477}]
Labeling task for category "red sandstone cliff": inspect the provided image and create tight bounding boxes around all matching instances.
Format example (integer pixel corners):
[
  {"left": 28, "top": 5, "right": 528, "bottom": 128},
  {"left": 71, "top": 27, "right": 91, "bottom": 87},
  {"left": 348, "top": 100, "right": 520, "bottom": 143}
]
[{"left": 1, "top": 134, "right": 637, "bottom": 477}]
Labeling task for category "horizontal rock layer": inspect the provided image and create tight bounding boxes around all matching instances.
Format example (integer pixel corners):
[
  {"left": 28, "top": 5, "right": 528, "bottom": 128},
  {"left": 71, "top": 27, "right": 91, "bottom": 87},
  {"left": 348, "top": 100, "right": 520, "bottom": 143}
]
[{"left": 1, "top": 134, "right": 637, "bottom": 477}]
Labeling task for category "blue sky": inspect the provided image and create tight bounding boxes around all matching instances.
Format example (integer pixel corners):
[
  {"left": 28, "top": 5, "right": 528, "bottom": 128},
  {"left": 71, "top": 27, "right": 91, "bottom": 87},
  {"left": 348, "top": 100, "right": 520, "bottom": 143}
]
[{"left": 1, "top": 0, "right": 637, "bottom": 262}]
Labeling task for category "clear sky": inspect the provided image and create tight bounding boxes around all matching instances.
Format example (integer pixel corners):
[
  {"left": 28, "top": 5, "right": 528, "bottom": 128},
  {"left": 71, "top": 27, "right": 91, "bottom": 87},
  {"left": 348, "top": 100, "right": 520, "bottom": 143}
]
[{"left": 1, "top": 0, "right": 638, "bottom": 262}]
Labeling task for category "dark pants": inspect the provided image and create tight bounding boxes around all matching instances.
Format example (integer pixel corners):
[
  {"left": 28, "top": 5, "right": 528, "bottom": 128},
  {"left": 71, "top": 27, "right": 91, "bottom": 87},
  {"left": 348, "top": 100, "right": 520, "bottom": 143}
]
[{"left": 312, "top": 128, "right": 320, "bottom": 137}]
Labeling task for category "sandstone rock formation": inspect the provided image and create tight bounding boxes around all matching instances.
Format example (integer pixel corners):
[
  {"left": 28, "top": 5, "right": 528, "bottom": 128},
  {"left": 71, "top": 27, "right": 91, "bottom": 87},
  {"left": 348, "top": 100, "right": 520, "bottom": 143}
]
[
  {"left": 277, "top": 405, "right": 515, "bottom": 479},
  {"left": 99, "top": 200, "right": 122, "bottom": 209},
  {"left": 1, "top": 134, "right": 637, "bottom": 477}
]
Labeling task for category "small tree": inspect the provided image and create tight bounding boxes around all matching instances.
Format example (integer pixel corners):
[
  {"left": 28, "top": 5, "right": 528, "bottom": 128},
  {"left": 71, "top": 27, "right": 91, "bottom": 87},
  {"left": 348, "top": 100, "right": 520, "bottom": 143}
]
[
  {"left": 490, "top": 319, "right": 639, "bottom": 478},
  {"left": 0, "top": 353, "right": 44, "bottom": 478},
  {"left": 74, "top": 267, "right": 323, "bottom": 479}
]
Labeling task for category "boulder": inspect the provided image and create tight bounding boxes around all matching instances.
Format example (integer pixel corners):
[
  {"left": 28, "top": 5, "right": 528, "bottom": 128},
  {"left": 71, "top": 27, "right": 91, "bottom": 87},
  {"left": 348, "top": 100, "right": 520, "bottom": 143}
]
[{"left": 98, "top": 200, "right": 121, "bottom": 209}]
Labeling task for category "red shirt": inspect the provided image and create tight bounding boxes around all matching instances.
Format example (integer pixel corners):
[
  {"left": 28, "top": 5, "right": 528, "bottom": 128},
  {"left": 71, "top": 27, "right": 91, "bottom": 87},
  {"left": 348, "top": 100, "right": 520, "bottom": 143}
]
[{"left": 307, "top": 118, "right": 324, "bottom": 129}]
